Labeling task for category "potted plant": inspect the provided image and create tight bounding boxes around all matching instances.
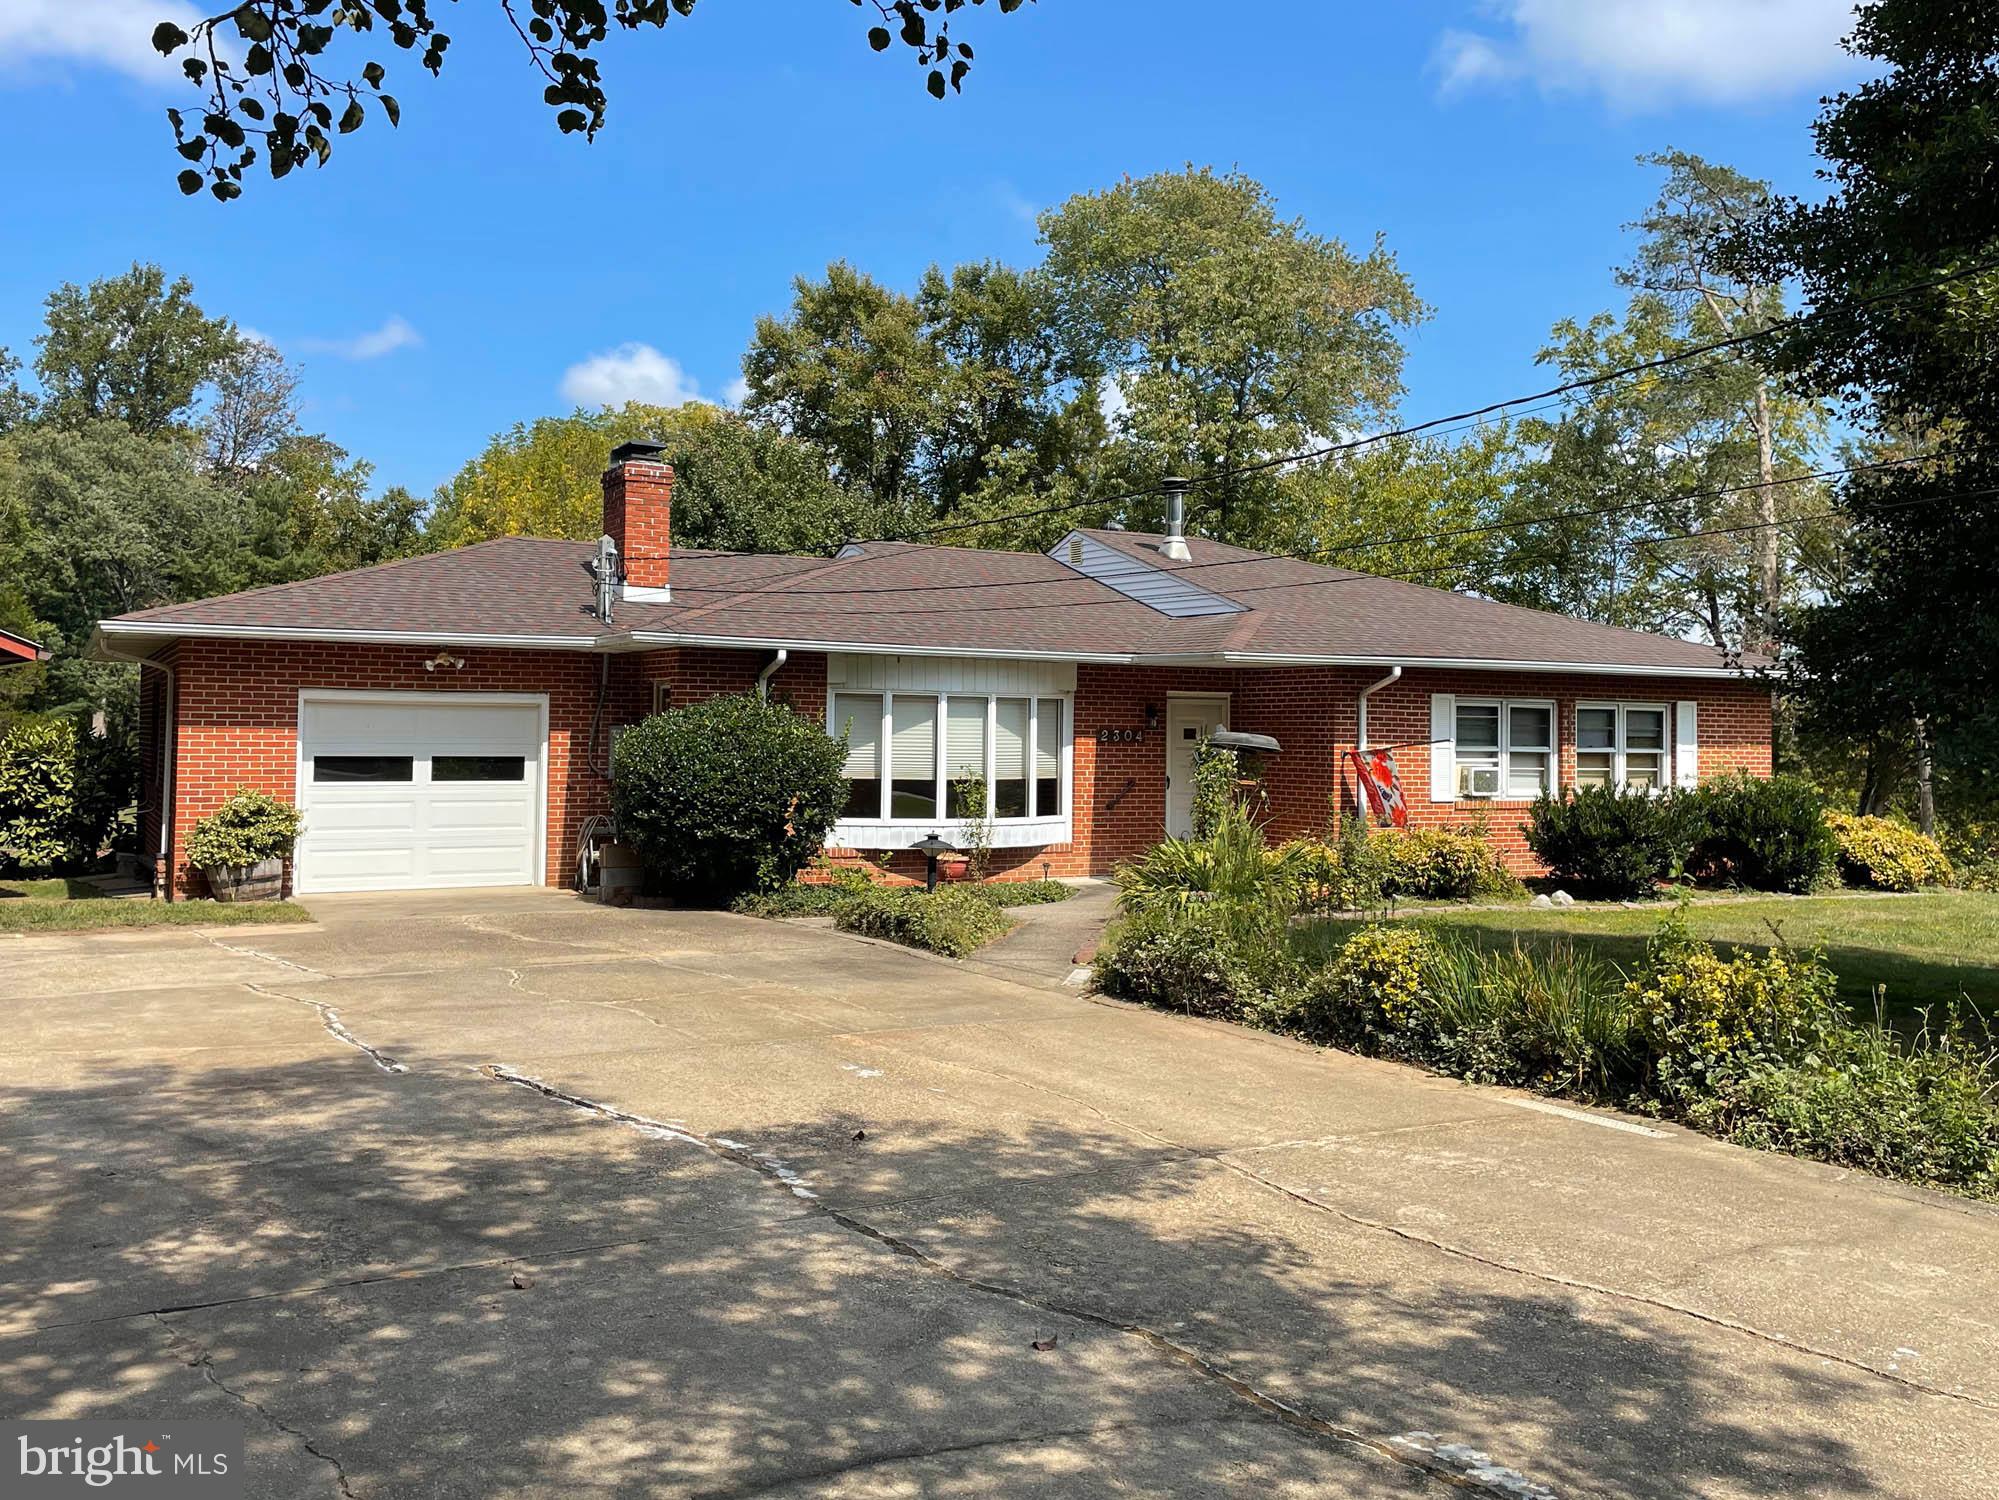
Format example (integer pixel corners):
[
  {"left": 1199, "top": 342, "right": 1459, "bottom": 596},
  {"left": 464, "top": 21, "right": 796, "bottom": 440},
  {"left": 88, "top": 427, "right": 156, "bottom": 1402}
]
[{"left": 185, "top": 789, "right": 304, "bottom": 902}]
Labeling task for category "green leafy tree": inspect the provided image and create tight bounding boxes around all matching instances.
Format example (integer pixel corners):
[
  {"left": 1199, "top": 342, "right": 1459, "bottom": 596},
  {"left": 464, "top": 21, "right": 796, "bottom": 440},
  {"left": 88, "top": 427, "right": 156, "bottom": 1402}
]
[
  {"left": 236, "top": 435, "right": 426, "bottom": 583},
  {"left": 34, "top": 265, "right": 240, "bottom": 435},
  {"left": 1489, "top": 157, "right": 1831, "bottom": 654},
  {"left": 150, "top": 0, "right": 1035, "bottom": 200},
  {"left": 426, "top": 401, "right": 880, "bottom": 554},
  {"left": 0, "top": 347, "right": 32, "bottom": 435},
  {"left": 1040, "top": 167, "right": 1424, "bottom": 546},
  {"left": 1721, "top": 0, "right": 1999, "bottom": 820}
]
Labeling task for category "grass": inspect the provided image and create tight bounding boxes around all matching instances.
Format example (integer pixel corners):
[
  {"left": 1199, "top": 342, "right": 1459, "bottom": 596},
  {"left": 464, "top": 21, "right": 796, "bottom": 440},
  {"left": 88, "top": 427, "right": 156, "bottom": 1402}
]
[
  {"left": 1302, "top": 889, "right": 1999, "bottom": 1031},
  {"left": 0, "top": 876, "right": 313, "bottom": 933}
]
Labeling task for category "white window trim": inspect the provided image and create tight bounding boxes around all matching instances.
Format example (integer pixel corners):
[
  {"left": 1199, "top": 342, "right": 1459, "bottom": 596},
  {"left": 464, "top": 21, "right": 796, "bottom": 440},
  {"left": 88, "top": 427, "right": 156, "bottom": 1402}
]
[
  {"left": 828, "top": 687, "right": 1074, "bottom": 851},
  {"left": 1452, "top": 697, "right": 1556, "bottom": 800},
  {"left": 1575, "top": 700, "right": 1671, "bottom": 793}
]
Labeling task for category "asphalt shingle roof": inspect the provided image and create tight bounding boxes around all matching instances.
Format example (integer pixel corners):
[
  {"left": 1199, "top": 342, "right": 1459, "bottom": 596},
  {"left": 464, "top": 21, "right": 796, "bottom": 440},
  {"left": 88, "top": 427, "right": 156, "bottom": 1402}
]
[{"left": 102, "top": 529, "right": 1746, "bottom": 674}]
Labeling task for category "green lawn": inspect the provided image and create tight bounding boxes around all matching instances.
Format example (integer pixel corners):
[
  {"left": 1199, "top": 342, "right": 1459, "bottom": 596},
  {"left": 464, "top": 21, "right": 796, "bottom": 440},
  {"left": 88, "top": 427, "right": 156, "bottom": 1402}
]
[
  {"left": 0, "top": 876, "right": 313, "bottom": 933},
  {"left": 1307, "top": 890, "right": 1999, "bottom": 1030}
]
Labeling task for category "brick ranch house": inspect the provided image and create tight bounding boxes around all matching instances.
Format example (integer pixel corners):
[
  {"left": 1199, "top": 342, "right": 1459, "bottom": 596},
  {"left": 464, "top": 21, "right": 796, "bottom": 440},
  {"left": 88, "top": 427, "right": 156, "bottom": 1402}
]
[{"left": 96, "top": 441, "right": 1771, "bottom": 898}]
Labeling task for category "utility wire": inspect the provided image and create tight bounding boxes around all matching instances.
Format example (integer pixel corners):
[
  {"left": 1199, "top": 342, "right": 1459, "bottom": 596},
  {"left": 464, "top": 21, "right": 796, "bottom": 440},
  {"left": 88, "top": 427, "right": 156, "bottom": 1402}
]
[
  {"left": 643, "top": 450, "right": 1960, "bottom": 598},
  {"left": 647, "top": 483, "right": 1993, "bottom": 626}
]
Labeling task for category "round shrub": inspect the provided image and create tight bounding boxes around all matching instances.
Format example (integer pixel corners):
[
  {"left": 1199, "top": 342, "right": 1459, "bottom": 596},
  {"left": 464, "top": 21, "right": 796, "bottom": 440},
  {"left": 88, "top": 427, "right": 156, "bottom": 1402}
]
[
  {"left": 1525, "top": 784, "right": 1689, "bottom": 899},
  {"left": 1685, "top": 773, "right": 1838, "bottom": 893},
  {"left": 185, "top": 788, "right": 303, "bottom": 868},
  {"left": 611, "top": 693, "right": 849, "bottom": 903},
  {"left": 1825, "top": 811, "right": 1953, "bottom": 891},
  {"left": 1377, "top": 829, "right": 1522, "bottom": 902}
]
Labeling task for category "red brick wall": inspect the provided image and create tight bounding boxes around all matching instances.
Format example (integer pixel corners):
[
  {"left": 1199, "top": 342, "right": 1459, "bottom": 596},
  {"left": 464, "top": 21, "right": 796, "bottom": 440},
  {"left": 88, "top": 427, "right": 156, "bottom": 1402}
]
[
  {"left": 603, "top": 459, "right": 673, "bottom": 590},
  {"left": 163, "top": 640, "right": 624, "bottom": 897},
  {"left": 155, "top": 639, "right": 1774, "bottom": 894}
]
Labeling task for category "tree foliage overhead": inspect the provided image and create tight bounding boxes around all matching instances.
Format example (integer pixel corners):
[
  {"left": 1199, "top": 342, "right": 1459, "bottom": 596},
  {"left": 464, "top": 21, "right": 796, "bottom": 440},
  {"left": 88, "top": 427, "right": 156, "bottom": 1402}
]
[
  {"left": 150, "top": 0, "right": 1034, "bottom": 201},
  {"left": 426, "top": 401, "right": 887, "bottom": 555},
  {"left": 1720, "top": 0, "right": 1999, "bottom": 816}
]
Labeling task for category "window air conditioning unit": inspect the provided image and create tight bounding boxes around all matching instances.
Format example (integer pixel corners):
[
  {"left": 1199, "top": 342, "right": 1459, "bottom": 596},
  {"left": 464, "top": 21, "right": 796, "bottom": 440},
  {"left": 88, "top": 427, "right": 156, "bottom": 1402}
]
[{"left": 1460, "top": 765, "right": 1502, "bottom": 798}]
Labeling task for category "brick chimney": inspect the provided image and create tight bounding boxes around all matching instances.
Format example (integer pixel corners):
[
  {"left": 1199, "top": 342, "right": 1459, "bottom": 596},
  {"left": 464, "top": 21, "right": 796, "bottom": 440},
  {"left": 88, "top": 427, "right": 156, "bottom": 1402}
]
[{"left": 603, "top": 440, "right": 673, "bottom": 601}]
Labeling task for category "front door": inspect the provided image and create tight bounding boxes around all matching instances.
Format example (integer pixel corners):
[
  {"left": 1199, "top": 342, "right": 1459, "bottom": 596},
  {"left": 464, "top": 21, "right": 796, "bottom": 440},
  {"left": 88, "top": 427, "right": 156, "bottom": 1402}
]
[{"left": 1163, "top": 696, "right": 1229, "bottom": 839}]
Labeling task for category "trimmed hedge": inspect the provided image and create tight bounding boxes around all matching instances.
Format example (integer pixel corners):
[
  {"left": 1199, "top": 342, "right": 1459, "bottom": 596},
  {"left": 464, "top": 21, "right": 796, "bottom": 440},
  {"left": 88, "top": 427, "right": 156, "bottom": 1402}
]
[
  {"left": 612, "top": 693, "right": 848, "bottom": 903},
  {"left": 1685, "top": 773, "right": 1837, "bottom": 894},
  {"left": 1525, "top": 784, "right": 1690, "bottom": 899}
]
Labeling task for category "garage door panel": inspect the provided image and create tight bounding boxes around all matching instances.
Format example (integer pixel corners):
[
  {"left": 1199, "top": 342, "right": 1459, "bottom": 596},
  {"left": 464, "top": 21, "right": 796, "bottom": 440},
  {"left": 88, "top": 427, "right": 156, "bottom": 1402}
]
[{"left": 296, "top": 695, "right": 545, "bottom": 894}]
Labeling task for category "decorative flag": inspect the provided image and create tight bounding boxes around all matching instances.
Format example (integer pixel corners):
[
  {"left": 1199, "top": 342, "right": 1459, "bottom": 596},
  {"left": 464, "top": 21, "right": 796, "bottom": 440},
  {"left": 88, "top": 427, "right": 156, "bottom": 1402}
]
[{"left": 1347, "top": 747, "right": 1408, "bottom": 828}]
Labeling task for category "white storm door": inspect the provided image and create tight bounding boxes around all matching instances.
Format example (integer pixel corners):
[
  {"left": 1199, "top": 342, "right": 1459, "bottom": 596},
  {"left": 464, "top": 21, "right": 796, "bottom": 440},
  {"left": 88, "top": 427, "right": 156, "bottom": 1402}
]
[
  {"left": 1163, "top": 696, "right": 1229, "bottom": 840},
  {"left": 295, "top": 694, "right": 546, "bottom": 893}
]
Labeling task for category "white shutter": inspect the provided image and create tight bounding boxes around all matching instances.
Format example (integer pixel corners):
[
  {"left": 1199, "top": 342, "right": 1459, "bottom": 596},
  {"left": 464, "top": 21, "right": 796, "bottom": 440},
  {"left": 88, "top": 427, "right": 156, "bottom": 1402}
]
[
  {"left": 1675, "top": 700, "right": 1700, "bottom": 789},
  {"left": 832, "top": 693, "right": 881, "bottom": 777},
  {"left": 1430, "top": 693, "right": 1456, "bottom": 802},
  {"left": 993, "top": 698, "right": 1029, "bottom": 779}
]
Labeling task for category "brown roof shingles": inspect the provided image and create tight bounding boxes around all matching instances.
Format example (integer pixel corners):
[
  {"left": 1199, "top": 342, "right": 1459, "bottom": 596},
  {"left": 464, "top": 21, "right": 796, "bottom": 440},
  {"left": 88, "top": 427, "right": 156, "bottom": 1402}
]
[{"left": 101, "top": 529, "right": 1746, "bottom": 674}]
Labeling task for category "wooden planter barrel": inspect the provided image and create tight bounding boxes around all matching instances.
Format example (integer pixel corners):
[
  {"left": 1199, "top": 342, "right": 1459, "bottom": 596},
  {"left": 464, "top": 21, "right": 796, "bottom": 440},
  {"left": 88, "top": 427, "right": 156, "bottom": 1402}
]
[{"left": 204, "top": 857, "right": 285, "bottom": 903}]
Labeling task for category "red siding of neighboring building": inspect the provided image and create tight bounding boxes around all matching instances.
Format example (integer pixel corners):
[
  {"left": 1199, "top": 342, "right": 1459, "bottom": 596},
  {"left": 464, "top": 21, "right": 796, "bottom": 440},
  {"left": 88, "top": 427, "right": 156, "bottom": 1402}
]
[{"left": 150, "top": 639, "right": 1773, "bottom": 896}]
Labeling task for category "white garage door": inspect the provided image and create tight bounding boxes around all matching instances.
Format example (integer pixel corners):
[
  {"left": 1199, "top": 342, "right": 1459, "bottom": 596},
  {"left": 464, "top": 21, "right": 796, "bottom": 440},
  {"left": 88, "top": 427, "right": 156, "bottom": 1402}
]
[{"left": 296, "top": 694, "right": 546, "bottom": 894}]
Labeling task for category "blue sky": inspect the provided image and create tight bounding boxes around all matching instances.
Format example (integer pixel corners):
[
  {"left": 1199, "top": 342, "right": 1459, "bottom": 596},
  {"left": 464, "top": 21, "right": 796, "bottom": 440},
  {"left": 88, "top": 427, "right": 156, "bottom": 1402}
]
[{"left": 0, "top": 1, "right": 1867, "bottom": 498}]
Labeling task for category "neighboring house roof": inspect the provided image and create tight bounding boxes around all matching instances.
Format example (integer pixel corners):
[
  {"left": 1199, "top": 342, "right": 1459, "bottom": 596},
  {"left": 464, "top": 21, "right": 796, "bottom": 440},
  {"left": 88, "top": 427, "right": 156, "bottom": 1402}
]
[
  {"left": 96, "top": 529, "right": 1755, "bottom": 678},
  {"left": 0, "top": 628, "right": 46, "bottom": 664}
]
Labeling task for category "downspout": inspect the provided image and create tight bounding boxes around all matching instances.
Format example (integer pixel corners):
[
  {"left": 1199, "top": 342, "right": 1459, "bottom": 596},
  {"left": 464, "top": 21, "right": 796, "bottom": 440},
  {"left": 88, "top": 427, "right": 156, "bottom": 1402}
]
[
  {"left": 756, "top": 648, "right": 788, "bottom": 701},
  {"left": 1356, "top": 665, "right": 1401, "bottom": 753}
]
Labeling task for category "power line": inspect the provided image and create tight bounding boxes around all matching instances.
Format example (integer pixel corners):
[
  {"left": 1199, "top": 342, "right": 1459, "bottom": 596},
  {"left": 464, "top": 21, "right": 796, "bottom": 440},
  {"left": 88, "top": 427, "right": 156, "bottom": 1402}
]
[
  {"left": 646, "top": 483, "right": 1994, "bottom": 627},
  {"left": 645, "top": 450, "right": 1959, "bottom": 599},
  {"left": 832, "top": 253, "right": 1999, "bottom": 547}
]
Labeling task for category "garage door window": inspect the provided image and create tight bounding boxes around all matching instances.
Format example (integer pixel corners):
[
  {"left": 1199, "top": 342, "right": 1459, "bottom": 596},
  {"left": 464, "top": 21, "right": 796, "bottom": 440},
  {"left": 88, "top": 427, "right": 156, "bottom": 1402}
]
[
  {"left": 313, "top": 754, "right": 413, "bottom": 782},
  {"left": 433, "top": 755, "right": 526, "bottom": 782}
]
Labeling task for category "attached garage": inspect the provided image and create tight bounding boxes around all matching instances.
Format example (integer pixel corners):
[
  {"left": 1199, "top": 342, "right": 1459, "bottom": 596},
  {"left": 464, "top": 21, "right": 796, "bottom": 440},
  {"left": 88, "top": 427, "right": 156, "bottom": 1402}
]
[{"left": 294, "top": 691, "right": 548, "bottom": 894}]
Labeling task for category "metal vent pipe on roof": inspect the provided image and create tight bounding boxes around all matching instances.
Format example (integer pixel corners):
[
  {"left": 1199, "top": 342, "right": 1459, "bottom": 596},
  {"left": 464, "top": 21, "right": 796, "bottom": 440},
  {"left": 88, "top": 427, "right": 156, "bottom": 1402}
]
[{"left": 1160, "top": 476, "right": 1193, "bottom": 562}]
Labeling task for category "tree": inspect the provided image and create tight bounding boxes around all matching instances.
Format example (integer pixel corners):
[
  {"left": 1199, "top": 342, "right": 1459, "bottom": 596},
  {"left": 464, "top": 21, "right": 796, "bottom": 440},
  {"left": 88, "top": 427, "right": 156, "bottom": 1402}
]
[
  {"left": 35, "top": 265, "right": 240, "bottom": 435},
  {"left": 205, "top": 338, "right": 302, "bottom": 479},
  {"left": 426, "top": 402, "right": 881, "bottom": 555},
  {"left": 741, "top": 260, "right": 1095, "bottom": 535},
  {"left": 150, "top": 0, "right": 1035, "bottom": 201},
  {"left": 1039, "top": 168, "right": 1425, "bottom": 546},
  {"left": 0, "top": 348, "right": 32, "bottom": 436},
  {"left": 1484, "top": 156, "right": 1832, "bottom": 656},
  {"left": 235, "top": 435, "right": 425, "bottom": 584},
  {"left": 1721, "top": 0, "right": 1999, "bottom": 821}
]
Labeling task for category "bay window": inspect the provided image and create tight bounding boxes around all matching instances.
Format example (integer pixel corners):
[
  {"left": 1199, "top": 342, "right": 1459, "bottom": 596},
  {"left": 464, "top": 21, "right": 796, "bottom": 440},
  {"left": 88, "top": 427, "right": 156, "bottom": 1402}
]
[
  {"left": 1453, "top": 698, "right": 1554, "bottom": 798},
  {"left": 1576, "top": 703, "right": 1668, "bottom": 791},
  {"left": 832, "top": 689, "right": 1069, "bottom": 829}
]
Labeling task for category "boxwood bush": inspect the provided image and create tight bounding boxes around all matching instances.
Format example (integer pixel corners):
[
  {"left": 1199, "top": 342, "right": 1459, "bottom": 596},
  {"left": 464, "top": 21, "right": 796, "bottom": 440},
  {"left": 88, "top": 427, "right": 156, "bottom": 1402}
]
[
  {"left": 612, "top": 692, "right": 848, "bottom": 903},
  {"left": 1684, "top": 773, "right": 1838, "bottom": 894},
  {"left": 1524, "top": 783, "right": 1690, "bottom": 898}
]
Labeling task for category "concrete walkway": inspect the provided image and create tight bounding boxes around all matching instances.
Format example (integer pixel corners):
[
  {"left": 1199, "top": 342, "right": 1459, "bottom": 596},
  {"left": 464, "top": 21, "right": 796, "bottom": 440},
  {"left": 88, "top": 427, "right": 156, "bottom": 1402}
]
[
  {"left": 3, "top": 889, "right": 1996, "bottom": 1498},
  {"left": 966, "top": 878, "right": 1119, "bottom": 988}
]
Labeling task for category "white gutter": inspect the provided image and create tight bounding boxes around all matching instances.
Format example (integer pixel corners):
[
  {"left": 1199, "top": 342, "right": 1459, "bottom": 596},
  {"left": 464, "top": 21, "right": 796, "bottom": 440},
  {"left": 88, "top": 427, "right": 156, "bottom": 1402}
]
[
  {"left": 1356, "top": 665, "right": 1401, "bottom": 752},
  {"left": 755, "top": 647, "right": 788, "bottom": 700},
  {"left": 96, "top": 621, "right": 603, "bottom": 651},
  {"left": 96, "top": 621, "right": 1754, "bottom": 680}
]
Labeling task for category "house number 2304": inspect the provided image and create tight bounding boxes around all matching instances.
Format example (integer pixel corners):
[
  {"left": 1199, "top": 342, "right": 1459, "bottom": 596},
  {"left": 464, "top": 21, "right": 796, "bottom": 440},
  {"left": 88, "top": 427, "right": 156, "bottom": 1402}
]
[{"left": 1096, "top": 727, "right": 1146, "bottom": 743}]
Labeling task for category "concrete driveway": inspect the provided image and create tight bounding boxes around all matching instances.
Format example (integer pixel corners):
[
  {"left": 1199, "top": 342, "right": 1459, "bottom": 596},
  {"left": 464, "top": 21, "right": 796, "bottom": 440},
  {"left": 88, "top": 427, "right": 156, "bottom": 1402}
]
[{"left": 3, "top": 891, "right": 1995, "bottom": 1498}]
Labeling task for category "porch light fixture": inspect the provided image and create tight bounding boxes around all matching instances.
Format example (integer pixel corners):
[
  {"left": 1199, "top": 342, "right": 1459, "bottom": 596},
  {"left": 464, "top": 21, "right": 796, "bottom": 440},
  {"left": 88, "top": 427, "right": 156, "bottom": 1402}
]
[
  {"left": 423, "top": 652, "right": 466, "bottom": 673},
  {"left": 910, "top": 832, "right": 957, "bottom": 893},
  {"left": 1145, "top": 703, "right": 1160, "bottom": 731}
]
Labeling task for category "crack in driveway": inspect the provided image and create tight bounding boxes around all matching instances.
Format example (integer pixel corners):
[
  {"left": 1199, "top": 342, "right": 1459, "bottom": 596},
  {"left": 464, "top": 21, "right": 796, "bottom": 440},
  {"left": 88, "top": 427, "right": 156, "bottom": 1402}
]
[
  {"left": 244, "top": 982, "right": 407, "bottom": 1074},
  {"left": 480, "top": 1065, "right": 1526, "bottom": 1498},
  {"left": 152, "top": 1312, "right": 358, "bottom": 1498}
]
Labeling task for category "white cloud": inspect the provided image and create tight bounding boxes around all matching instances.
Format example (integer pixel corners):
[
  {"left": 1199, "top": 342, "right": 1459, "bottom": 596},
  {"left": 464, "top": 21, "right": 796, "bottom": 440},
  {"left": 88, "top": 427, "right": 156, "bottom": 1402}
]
[
  {"left": 0, "top": 0, "right": 204, "bottom": 83},
  {"left": 560, "top": 343, "right": 708, "bottom": 408},
  {"left": 1433, "top": 0, "right": 1861, "bottom": 107},
  {"left": 297, "top": 316, "right": 422, "bottom": 361},
  {"left": 723, "top": 374, "right": 752, "bottom": 407}
]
